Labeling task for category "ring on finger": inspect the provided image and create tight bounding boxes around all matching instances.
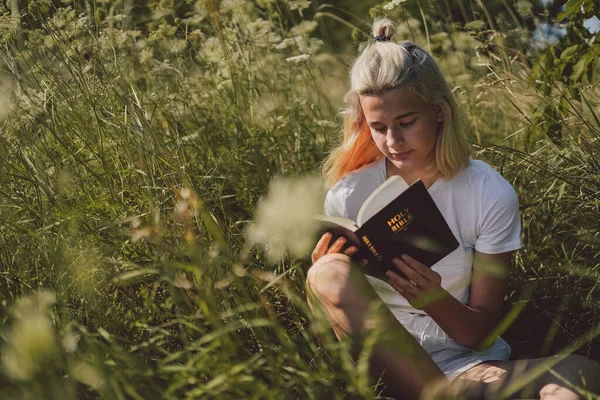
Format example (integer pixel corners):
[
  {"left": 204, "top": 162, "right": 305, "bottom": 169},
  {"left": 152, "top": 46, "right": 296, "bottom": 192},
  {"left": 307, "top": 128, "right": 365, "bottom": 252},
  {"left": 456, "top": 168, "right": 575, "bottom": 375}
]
[{"left": 405, "top": 281, "right": 419, "bottom": 294}]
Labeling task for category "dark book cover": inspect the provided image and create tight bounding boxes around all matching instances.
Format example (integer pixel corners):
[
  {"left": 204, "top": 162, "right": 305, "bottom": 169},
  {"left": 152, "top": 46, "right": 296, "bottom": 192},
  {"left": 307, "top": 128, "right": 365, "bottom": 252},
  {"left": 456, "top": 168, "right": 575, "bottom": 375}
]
[{"left": 355, "top": 180, "right": 459, "bottom": 275}]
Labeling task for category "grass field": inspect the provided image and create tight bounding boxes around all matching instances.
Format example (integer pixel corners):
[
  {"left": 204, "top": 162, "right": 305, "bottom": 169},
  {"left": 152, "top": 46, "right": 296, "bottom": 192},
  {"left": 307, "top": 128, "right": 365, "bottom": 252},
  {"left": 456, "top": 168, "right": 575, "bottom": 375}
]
[{"left": 1, "top": 0, "right": 599, "bottom": 398}]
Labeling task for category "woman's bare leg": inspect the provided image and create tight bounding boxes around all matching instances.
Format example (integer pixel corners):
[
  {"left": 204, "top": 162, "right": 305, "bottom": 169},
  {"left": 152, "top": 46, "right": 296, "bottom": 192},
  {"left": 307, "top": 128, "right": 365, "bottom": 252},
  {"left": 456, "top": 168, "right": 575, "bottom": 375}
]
[
  {"left": 306, "top": 253, "right": 445, "bottom": 399},
  {"left": 427, "top": 355, "right": 600, "bottom": 399}
]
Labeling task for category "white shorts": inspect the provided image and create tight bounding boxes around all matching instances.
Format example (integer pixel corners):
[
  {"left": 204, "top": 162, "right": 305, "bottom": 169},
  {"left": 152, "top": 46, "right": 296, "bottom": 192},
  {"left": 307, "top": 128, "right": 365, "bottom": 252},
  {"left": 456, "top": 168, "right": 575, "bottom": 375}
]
[{"left": 393, "top": 311, "right": 511, "bottom": 379}]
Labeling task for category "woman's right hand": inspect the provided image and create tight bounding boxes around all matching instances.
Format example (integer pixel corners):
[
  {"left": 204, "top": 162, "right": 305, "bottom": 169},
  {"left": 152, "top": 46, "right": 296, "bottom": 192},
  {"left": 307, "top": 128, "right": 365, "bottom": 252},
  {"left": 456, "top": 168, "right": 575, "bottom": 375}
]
[{"left": 311, "top": 232, "right": 359, "bottom": 264}]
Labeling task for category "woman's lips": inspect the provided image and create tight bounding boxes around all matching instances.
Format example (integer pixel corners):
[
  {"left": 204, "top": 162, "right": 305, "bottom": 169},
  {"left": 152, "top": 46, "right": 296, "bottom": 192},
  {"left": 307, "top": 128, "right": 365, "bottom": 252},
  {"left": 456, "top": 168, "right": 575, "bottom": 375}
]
[{"left": 389, "top": 150, "right": 412, "bottom": 160}]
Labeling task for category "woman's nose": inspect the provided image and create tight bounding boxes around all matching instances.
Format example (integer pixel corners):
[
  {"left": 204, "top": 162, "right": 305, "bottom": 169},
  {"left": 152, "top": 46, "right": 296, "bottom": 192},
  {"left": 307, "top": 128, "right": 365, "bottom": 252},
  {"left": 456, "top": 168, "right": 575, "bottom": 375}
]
[{"left": 386, "top": 127, "right": 404, "bottom": 147}]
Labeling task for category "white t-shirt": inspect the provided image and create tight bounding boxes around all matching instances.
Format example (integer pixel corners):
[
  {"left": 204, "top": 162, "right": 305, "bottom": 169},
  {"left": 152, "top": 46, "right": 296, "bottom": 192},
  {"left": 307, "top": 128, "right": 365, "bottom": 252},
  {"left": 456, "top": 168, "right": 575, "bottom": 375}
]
[{"left": 324, "top": 158, "right": 522, "bottom": 316}]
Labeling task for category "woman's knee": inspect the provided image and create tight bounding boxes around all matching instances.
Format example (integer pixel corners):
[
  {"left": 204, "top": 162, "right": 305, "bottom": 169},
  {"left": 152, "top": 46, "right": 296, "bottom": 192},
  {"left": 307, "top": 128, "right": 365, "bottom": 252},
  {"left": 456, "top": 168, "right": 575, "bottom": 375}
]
[
  {"left": 553, "top": 354, "right": 600, "bottom": 387},
  {"left": 538, "top": 354, "right": 600, "bottom": 395},
  {"left": 306, "top": 253, "right": 356, "bottom": 307},
  {"left": 551, "top": 354, "right": 595, "bottom": 375},
  {"left": 539, "top": 383, "right": 579, "bottom": 400}
]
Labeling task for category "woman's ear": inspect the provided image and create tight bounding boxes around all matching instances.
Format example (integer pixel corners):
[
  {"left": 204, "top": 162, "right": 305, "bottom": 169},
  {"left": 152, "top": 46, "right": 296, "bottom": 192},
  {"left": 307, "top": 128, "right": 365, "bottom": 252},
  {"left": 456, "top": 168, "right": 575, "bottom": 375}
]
[{"left": 435, "top": 105, "right": 444, "bottom": 122}]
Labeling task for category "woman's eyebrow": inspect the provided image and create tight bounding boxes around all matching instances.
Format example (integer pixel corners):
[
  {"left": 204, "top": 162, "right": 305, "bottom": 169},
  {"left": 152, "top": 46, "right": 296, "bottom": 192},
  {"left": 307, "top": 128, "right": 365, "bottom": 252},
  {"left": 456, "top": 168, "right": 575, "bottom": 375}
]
[{"left": 369, "top": 111, "right": 418, "bottom": 125}]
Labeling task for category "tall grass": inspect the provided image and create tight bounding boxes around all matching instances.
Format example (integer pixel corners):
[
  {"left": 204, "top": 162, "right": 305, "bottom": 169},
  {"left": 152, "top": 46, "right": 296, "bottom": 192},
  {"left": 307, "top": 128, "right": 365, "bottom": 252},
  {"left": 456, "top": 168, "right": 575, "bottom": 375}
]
[
  {"left": 0, "top": 0, "right": 599, "bottom": 398},
  {"left": 0, "top": 1, "right": 370, "bottom": 398}
]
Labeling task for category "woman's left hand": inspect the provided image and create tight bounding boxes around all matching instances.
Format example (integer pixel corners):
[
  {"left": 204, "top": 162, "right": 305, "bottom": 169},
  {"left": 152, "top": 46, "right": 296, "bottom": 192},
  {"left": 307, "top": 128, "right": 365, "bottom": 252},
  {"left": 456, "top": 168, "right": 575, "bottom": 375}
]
[{"left": 386, "top": 254, "right": 449, "bottom": 311}]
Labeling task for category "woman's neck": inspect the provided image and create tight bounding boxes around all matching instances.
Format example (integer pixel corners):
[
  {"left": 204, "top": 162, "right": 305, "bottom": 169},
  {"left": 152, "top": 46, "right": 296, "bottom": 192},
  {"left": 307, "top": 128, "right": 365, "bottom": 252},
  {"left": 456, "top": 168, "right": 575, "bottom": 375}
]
[{"left": 385, "top": 158, "right": 439, "bottom": 189}]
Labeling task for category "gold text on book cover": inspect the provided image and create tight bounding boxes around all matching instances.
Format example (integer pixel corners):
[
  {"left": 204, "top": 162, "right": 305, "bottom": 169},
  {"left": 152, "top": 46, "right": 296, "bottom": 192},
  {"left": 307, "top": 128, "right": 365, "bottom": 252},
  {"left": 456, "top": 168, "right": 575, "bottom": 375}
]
[
  {"left": 387, "top": 208, "right": 414, "bottom": 233},
  {"left": 362, "top": 235, "right": 383, "bottom": 262}
]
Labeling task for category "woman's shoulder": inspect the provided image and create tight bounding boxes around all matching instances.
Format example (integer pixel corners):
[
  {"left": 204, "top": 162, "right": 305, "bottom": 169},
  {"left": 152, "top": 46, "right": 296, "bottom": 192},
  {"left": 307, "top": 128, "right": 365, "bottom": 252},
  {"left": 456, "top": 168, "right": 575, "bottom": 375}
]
[
  {"left": 465, "top": 159, "right": 502, "bottom": 177},
  {"left": 462, "top": 159, "right": 519, "bottom": 210},
  {"left": 442, "top": 159, "right": 518, "bottom": 208},
  {"left": 328, "top": 158, "right": 386, "bottom": 193},
  {"left": 325, "top": 159, "right": 386, "bottom": 218},
  {"left": 462, "top": 160, "right": 515, "bottom": 191}
]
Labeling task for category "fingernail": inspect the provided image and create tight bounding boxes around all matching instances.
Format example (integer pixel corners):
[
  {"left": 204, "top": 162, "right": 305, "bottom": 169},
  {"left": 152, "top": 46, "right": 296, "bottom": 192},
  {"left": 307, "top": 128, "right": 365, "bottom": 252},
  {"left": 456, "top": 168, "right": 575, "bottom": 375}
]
[{"left": 401, "top": 254, "right": 409, "bottom": 261}]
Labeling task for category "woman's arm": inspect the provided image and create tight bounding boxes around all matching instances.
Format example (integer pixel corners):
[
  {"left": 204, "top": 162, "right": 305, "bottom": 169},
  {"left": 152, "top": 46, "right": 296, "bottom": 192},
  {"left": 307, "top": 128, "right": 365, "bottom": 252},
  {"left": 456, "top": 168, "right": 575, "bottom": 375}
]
[{"left": 386, "top": 251, "right": 512, "bottom": 350}]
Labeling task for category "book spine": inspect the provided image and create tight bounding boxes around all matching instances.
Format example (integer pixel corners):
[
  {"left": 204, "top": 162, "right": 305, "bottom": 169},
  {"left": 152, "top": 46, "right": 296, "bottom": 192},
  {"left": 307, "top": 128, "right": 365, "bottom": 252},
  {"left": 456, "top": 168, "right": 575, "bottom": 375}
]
[{"left": 360, "top": 235, "right": 383, "bottom": 263}]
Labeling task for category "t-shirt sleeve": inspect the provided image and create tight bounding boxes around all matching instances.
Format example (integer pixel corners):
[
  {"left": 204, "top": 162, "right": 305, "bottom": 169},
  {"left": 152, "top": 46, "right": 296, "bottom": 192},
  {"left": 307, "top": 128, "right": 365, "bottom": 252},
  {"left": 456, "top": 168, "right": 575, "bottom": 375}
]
[
  {"left": 323, "top": 184, "right": 347, "bottom": 218},
  {"left": 475, "top": 176, "right": 522, "bottom": 254}
]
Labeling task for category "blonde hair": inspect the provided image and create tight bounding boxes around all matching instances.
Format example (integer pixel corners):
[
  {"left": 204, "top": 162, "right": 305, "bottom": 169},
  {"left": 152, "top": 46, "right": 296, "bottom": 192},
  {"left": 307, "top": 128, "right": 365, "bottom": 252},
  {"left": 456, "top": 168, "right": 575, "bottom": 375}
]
[{"left": 323, "top": 18, "right": 471, "bottom": 186}]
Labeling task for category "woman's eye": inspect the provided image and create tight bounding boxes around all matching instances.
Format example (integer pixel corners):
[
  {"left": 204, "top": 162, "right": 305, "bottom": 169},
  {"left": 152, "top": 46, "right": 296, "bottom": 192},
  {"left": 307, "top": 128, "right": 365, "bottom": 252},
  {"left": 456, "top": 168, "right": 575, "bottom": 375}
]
[
  {"left": 399, "top": 120, "right": 416, "bottom": 128},
  {"left": 373, "top": 127, "right": 386, "bottom": 133}
]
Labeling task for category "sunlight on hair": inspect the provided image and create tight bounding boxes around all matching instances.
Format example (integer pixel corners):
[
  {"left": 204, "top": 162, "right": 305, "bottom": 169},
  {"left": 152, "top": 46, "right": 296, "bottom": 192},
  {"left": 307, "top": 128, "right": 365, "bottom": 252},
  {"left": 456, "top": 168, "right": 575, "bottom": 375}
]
[
  {"left": 323, "top": 18, "right": 470, "bottom": 186},
  {"left": 247, "top": 175, "right": 326, "bottom": 263}
]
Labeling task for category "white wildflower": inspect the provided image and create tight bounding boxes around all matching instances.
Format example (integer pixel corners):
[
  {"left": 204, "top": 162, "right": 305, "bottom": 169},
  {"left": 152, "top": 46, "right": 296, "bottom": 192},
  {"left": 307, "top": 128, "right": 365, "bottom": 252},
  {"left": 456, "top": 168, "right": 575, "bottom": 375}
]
[
  {"left": 199, "top": 37, "right": 226, "bottom": 64},
  {"left": 395, "top": 18, "right": 422, "bottom": 40},
  {"left": 44, "top": 35, "right": 55, "bottom": 49},
  {"left": 275, "top": 38, "right": 296, "bottom": 50},
  {"left": 220, "top": 0, "right": 248, "bottom": 13},
  {"left": 0, "top": 77, "right": 15, "bottom": 121},
  {"left": 173, "top": 187, "right": 200, "bottom": 219},
  {"left": 294, "top": 36, "right": 323, "bottom": 54},
  {"left": 61, "top": 331, "right": 80, "bottom": 353},
  {"left": 173, "top": 273, "right": 193, "bottom": 289},
  {"left": 17, "top": 87, "right": 46, "bottom": 115},
  {"left": 0, "top": 13, "right": 18, "bottom": 44},
  {"left": 128, "top": 30, "right": 143, "bottom": 40},
  {"left": 169, "top": 38, "right": 188, "bottom": 54},
  {"left": 180, "top": 188, "right": 192, "bottom": 200},
  {"left": 209, "top": 244, "right": 221, "bottom": 258},
  {"left": 131, "top": 226, "right": 153, "bottom": 243},
  {"left": 290, "top": 20, "right": 318, "bottom": 36},
  {"left": 516, "top": 0, "right": 534, "bottom": 19},
  {"left": 383, "top": 0, "right": 407, "bottom": 11},
  {"left": 175, "top": 201, "right": 190, "bottom": 215},
  {"left": 288, "top": 0, "right": 311, "bottom": 11},
  {"left": 130, "top": 217, "right": 141, "bottom": 229},
  {"left": 2, "top": 291, "right": 57, "bottom": 381},
  {"left": 150, "top": 59, "right": 182, "bottom": 75},
  {"left": 286, "top": 54, "right": 310, "bottom": 63},
  {"left": 70, "top": 361, "right": 104, "bottom": 390},
  {"left": 316, "top": 120, "right": 338, "bottom": 129},
  {"left": 139, "top": 47, "right": 154, "bottom": 64},
  {"left": 247, "top": 175, "right": 326, "bottom": 263},
  {"left": 247, "top": 18, "right": 281, "bottom": 45},
  {"left": 252, "top": 94, "right": 282, "bottom": 126}
]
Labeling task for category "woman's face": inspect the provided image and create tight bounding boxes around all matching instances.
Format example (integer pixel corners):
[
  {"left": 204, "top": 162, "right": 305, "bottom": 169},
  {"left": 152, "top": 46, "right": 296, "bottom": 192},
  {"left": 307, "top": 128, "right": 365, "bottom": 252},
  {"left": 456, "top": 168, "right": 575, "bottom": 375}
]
[{"left": 360, "top": 85, "right": 443, "bottom": 182}]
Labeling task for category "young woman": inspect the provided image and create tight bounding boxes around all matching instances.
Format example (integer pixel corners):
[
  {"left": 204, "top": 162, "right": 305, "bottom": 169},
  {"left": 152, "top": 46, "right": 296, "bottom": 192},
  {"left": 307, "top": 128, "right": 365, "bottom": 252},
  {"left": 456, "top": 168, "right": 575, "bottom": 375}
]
[{"left": 306, "top": 18, "right": 600, "bottom": 400}]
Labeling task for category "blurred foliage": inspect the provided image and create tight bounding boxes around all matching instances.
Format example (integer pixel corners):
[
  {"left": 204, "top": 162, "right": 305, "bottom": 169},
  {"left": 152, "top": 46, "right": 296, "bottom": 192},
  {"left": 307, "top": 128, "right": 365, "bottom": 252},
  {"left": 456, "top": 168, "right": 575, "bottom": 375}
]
[{"left": 0, "top": 0, "right": 599, "bottom": 398}]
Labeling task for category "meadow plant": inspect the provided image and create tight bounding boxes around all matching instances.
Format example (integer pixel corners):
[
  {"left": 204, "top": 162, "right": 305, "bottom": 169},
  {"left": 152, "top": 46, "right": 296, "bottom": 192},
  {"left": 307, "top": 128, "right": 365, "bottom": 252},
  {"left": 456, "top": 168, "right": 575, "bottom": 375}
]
[
  {"left": 0, "top": 0, "right": 599, "bottom": 397},
  {"left": 0, "top": 0, "right": 373, "bottom": 398},
  {"left": 247, "top": 175, "right": 325, "bottom": 263},
  {"left": 2, "top": 291, "right": 58, "bottom": 381}
]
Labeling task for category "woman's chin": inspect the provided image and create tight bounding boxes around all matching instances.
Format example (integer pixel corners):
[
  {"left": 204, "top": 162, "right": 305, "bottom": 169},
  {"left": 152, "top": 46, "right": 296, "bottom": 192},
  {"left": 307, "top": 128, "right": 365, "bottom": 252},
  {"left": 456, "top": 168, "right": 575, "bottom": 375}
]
[{"left": 388, "top": 158, "right": 412, "bottom": 171}]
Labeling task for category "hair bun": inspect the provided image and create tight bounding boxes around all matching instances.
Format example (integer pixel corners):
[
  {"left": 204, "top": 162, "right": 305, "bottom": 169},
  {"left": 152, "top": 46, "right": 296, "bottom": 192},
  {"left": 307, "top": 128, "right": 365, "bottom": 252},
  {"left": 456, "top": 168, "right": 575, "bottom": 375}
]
[{"left": 372, "top": 18, "right": 396, "bottom": 40}]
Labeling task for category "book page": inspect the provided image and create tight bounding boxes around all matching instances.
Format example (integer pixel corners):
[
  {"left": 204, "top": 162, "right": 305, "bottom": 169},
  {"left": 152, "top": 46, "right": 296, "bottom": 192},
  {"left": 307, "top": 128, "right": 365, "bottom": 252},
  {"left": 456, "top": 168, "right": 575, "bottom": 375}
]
[
  {"left": 314, "top": 215, "right": 361, "bottom": 249},
  {"left": 314, "top": 215, "right": 358, "bottom": 232},
  {"left": 357, "top": 175, "right": 410, "bottom": 226}
]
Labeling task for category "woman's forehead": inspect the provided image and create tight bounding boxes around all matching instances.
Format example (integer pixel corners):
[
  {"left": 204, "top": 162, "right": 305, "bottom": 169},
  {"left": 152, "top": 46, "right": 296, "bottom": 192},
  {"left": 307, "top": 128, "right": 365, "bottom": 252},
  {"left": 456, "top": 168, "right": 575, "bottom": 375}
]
[{"left": 360, "top": 87, "right": 427, "bottom": 115}]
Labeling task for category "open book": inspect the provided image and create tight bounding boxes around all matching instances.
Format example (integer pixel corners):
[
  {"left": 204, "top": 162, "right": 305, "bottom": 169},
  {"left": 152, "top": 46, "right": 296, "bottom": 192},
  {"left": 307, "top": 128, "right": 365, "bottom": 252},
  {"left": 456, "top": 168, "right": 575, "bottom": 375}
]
[{"left": 317, "top": 176, "right": 459, "bottom": 278}]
